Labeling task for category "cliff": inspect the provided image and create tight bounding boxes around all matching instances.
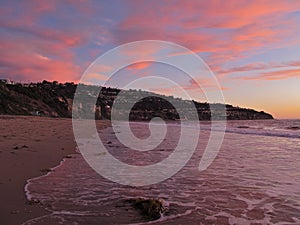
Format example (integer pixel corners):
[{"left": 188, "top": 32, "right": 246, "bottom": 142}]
[{"left": 0, "top": 81, "right": 273, "bottom": 120}]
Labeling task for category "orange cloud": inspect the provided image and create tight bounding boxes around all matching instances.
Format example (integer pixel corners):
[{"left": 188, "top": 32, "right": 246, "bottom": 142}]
[
  {"left": 126, "top": 62, "right": 152, "bottom": 70},
  {"left": 238, "top": 68, "right": 300, "bottom": 81}
]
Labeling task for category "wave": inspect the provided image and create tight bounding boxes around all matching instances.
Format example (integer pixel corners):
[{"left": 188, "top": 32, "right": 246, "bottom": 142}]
[
  {"left": 208, "top": 127, "right": 300, "bottom": 139},
  {"left": 162, "top": 120, "right": 300, "bottom": 139}
]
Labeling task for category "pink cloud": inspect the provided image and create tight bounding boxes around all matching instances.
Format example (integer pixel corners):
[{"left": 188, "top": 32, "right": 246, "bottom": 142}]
[
  {"left": 218, "top": 60, "right": 300, "bottom": 77},
  {"left": 116, "top": 0, "right": 300, "bottom": 69},
  {"left": 0, "top": 1, "right": 106, "bottom": 82},
  {"left": 240, "top": 68, "right": 300, "bottom": 81},
  {"left": 1, "top": 0, "right": 300, "bottom": 84},
  {"left": 126, "top": 62, "right": 152, "bottom": 70},
  {"left": 0, "top": 33, "right": 82, "bottom": 82}
]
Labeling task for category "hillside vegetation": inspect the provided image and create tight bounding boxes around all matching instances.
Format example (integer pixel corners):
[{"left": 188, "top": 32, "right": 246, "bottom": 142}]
[{"left": 0, "top": 81, "right": 273, "bottom": 120}]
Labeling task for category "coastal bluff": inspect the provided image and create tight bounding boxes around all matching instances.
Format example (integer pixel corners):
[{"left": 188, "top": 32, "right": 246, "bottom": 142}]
[{"left": 0, "top": 80, "right": 273, "bottom": 120}]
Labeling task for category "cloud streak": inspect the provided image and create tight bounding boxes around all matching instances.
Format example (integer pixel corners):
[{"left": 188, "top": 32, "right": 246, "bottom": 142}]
[
  {"left": 240, "top": 68, "right": 300, "bottom": 80},
  {"left": 1, "top": 1, "right": 300, "bottom": 84}
]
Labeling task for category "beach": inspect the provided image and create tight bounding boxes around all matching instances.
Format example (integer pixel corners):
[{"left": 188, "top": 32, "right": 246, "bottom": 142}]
[
  {"left": 1, "top": 117, "right": 300, "bottom": 224},
  {"left": 23, "top": 120, "right": 300, "bottom": 224},
  {"left": 0, "top": 116, "right": 110, "bottom": 225}
]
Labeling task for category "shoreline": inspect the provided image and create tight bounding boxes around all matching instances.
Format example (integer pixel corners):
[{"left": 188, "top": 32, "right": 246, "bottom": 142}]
[{"left": 0, "top": 115, "right": 110, "bottom": 225}]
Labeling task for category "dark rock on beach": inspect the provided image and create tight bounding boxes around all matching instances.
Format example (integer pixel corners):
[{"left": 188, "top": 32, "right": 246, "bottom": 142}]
[
  {"left": 237, "top": 125, "right": 250, "bottom": 128},
  {"left": 125, "top": 198, "right": 167, "bottom": 221},
  {"left": 286, "top": 126, "right": 300, "bottom": 130}
]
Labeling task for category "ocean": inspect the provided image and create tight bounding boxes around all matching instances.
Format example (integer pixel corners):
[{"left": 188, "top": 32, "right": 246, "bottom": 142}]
[{"left": 23, "top": 120, "right": 300, "bottom": 225}]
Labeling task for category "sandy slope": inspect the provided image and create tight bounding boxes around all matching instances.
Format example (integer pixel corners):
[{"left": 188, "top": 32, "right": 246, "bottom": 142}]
[{"left": 0, "top": 116, "right": 110, "bottom": 225}]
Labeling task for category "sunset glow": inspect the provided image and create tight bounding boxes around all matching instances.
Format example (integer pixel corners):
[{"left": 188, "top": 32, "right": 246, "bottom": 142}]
[{"left": 0, "top": 0, "right": 300, "bottom": 118}]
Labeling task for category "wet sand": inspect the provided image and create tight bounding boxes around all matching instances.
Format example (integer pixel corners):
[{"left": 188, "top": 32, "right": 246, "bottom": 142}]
[{"left": 0, "top": 115, "right": 110, "bottom": 225}]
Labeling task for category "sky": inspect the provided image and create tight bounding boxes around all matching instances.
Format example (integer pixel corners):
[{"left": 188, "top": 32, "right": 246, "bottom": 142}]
[{"left": 0, "top": 0, "right": 300, "bottom": 119}]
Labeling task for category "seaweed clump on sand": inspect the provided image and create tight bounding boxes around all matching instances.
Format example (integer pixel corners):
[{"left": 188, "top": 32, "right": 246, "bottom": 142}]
[
  {"left": 237, "top": 125, "right": 250, "bottom": 129},
  {"left": 125, "top": 198, "right": 167, "bottom": 221},
  {"left": 286, "top": 126, "right": 300, "bottom": 130}
]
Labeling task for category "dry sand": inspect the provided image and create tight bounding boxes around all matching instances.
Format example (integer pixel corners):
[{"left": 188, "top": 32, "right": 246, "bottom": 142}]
[{"left": 0, "top": 115, "right": 110, "bottom": 225}]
